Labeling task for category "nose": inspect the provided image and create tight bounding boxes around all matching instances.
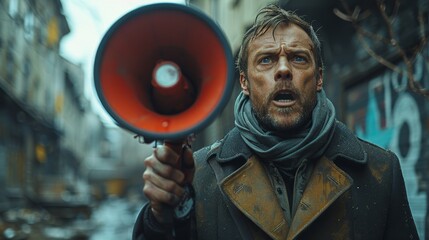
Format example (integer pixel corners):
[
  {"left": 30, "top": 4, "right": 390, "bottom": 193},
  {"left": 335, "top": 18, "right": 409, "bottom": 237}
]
[{"left": 275, "top": 56, "right": 292, "bottom": 81}]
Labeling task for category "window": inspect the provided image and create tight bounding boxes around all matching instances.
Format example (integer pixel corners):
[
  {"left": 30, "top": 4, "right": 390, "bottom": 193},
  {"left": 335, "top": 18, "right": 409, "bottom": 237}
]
[
  {"left": 8, "top": 0, "right": 18, "bottom": 18},
  {"left": 24, "top": 12, "right": 34, "bottom": 41}
]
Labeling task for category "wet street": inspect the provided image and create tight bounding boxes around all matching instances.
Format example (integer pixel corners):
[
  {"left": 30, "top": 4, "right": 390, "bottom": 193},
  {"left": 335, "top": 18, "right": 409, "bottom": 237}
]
[
  {"left": 1, "top": 197, "right": 144, "bottom": 240},
  {"left": 88, "top": 197, "right": 140, "bottom": 240}
]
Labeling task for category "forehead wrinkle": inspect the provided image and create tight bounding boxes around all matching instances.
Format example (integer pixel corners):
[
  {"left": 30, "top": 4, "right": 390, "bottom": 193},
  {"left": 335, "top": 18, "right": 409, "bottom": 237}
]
[
  {"left": 252, "top": 40, "right": 314, "bottom": 57},
  {"left": 251, "top": 28, "right": 314, "bottom": 52},
  {"left": 247, "top": 24, "right": 318, "bottom": 68}
]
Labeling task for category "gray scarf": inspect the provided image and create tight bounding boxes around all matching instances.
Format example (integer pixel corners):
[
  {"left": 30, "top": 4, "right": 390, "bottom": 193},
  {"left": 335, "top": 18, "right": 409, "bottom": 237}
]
[{"left": 234, "top": 89, "right": 336, "bottom": 175}]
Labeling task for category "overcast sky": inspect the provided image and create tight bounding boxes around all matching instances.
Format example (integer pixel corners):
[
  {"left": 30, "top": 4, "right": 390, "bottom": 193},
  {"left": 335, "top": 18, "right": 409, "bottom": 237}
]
[
  {"left": 60, "top": 0, "right": 186, "bottom": 64},
  {"left": 59, "top": 0, "right": 186, "bottom": 122}
]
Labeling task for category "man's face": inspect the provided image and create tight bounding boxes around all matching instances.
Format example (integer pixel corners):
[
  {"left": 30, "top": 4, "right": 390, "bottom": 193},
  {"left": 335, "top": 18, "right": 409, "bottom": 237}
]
[{"left": 240, "top": 23, "right": 323, "bottom": 132}]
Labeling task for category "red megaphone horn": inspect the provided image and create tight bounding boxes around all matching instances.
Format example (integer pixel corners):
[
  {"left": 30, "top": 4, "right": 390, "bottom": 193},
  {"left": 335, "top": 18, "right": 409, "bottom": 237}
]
[{"left": 93, "top": 3, "right": 234, "bottom": 143}]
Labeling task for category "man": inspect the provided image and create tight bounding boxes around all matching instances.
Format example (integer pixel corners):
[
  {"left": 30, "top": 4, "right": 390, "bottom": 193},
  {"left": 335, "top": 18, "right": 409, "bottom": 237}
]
[{"left": 133, "top": 4, "right": 418, "bottom": 240}]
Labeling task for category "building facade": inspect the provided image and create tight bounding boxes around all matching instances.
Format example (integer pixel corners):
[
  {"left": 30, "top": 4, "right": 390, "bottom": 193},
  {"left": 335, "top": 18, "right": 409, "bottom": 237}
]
[
  {"left": 0, "top": 0, "right": 150, "bottom": 214},
  {"left": 0, "top": 0, "right": 70, "bottom": 208}
]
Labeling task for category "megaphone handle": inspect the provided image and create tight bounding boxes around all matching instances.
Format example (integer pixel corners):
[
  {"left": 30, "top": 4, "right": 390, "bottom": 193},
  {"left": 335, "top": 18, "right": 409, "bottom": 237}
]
[{"left": 162, "top": 140, "right": 188, "bottom": 239}]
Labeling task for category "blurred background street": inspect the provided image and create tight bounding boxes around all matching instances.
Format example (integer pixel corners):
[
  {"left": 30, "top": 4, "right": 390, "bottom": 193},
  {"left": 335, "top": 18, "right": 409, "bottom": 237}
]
[{"left": 1, "top": 195, "right": 142, "bottom": 239}]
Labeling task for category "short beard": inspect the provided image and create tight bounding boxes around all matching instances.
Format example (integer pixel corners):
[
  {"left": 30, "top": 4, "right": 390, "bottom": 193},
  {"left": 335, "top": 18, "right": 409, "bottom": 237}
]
[
  {"left": 253, "top": 107, "right": 312, "bottom": 133},
  {"left": 252, "top": 96, "right": 316, "bottom": 134}
]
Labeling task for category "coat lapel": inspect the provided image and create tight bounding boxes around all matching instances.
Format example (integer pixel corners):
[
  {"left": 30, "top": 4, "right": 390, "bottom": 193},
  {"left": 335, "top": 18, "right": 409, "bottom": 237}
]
[
  {"left": 219, "top": 156, "right": 353, "bottom": 240},
  {"left": 209, "top": 125, "right": 363, "bottom": 239},
  {"left": 287, "top": 157, "right": 353, "bottom": 240},
  {"left": 220, "top": 156, "right": 289, "bottom": 240}
]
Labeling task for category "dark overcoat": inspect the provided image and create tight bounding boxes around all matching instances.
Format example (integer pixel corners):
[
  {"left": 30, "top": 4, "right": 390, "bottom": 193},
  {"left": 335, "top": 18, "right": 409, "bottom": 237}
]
[{"left": 133, "top": 122, "right": 419, "bottom": 240}]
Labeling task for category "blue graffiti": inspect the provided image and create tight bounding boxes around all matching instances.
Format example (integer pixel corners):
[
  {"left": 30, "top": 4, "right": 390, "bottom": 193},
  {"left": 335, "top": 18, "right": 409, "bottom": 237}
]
[{"left": 355, "top": 90, "right": 394, "bottom": 147}]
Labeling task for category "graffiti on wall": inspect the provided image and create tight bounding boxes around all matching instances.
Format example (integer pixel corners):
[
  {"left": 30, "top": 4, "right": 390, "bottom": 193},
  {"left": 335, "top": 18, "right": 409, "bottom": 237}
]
[{"left": 345, "top": 52, "right": 429, "bottom": 239}]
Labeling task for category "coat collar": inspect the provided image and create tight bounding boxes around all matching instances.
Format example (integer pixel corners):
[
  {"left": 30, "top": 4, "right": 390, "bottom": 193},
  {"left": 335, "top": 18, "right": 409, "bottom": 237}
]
[
  {"left": 220, "top": 156, "right": 290, "bottom": 239},
  {"left": 324, "top": 121, "right": 367, "bottom": 164},
  {"left": 209, "top": 121, "right": 361, "bottom": 239},
  {"left": 287, "top": 156, "right": 353, "bottom": 239},
  {"left": 214, "top": 121, "right": 367, "bottom": 165},
  {"left": 220, "top": 155, "right": 353, "bottom": 240}
]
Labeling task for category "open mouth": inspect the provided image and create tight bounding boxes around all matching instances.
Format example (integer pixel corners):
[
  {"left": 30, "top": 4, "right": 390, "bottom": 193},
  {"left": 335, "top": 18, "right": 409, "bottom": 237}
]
[{"left": 274, "top": 91, "right": 296, "bottom": 102}]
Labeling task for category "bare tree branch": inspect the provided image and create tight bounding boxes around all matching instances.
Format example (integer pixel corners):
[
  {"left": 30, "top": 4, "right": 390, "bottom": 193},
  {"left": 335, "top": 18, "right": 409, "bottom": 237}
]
[
  {"left": 335, "top": 0, "right": 429, "bottom": 97},
  {"left": 334, "top": 0, "right": 403, "bottom": 73}
]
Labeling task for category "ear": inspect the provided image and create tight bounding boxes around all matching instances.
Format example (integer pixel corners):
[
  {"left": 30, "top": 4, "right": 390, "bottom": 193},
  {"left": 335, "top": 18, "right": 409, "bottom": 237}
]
[
  {"left": 316, "top": 67, "right": 323, "bottom": 91},
  {"left": 239, "top": 72, "right": 250, "bottom": 95}
]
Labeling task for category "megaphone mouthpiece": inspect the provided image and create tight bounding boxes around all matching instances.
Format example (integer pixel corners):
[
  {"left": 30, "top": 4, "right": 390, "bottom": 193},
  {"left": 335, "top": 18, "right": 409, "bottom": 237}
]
[
  {"left": 151, "top": 61, "right": 195, "bottom": 115},
  {"left": 153, "top": 61, "right": 181, "bottom": 89}
]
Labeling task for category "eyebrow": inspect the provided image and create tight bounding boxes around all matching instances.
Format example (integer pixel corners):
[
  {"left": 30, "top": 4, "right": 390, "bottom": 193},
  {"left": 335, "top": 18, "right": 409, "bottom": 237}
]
[
  {"left": 287, "top": 49, "right": 312, "bottom": 56},
  {"left": 254, "top": 45, "right": 313, "bottom": 57},
  {"left": 284, "top": 42, "right": 314, "bottom": 52}
]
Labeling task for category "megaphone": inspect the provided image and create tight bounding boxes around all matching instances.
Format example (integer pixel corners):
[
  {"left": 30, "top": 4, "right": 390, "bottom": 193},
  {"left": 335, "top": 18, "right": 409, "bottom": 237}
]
[{"left": 93, "top": 3, "right": 235, "bottom": 143}]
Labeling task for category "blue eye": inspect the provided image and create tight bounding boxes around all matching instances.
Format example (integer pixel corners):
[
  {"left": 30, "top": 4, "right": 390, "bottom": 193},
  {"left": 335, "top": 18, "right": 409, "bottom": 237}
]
[
  {"left": 293, "top": 55, "right": 307, "bottom": 63},
  {"left": 260, "top": 56, "right": 272, "bottom": 64}
]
